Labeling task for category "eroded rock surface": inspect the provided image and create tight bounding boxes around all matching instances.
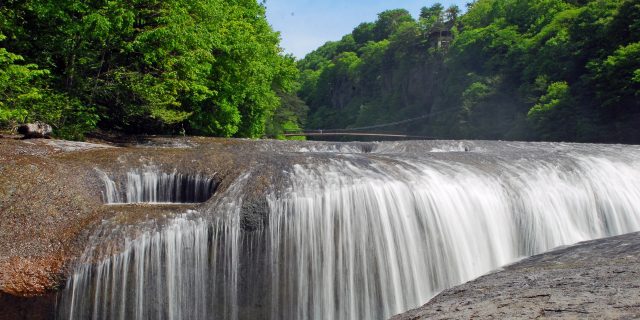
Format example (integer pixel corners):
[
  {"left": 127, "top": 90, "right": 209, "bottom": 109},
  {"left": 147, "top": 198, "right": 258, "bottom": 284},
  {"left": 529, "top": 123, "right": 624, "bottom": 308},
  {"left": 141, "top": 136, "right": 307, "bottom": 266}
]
[
  {"left": 392, "top": 232, "right": 640, "bottom": 320},
  {"left": 3, "top": 136, "right": 640, "bottom": 319},
  {"left": 0, "top": 136, "right": 300, "bottom": 299}
]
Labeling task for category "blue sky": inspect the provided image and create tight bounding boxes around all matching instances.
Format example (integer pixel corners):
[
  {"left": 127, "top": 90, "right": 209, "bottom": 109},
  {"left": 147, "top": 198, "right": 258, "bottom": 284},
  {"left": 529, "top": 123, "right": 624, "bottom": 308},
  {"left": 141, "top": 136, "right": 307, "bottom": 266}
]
[{"left": 265, "top": 0, "right": 468, "bottom": 58}]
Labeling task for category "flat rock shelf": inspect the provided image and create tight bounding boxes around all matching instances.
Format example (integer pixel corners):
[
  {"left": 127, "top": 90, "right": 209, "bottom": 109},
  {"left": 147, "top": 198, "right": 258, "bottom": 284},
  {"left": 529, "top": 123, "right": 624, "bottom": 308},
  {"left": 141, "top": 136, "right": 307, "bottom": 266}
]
[
  {"left": 2, "top": 136, "right": 640, "bottom": 320},
  {"left": 391, "top": 231, "right": 640, "bottom": 320}
]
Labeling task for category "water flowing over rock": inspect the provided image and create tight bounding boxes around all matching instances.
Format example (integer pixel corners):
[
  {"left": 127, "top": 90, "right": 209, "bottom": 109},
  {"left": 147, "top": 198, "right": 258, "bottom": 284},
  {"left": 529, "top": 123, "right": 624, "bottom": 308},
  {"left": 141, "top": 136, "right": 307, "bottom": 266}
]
[
  {"left": 391, "top": 231, "right": 640, "bottom": 319},
  {"left": 98, "top": 169, "right": 218, "bottom": 204},
  {"left": 46, "top": 139, "right": 640, "bottom": 320}
]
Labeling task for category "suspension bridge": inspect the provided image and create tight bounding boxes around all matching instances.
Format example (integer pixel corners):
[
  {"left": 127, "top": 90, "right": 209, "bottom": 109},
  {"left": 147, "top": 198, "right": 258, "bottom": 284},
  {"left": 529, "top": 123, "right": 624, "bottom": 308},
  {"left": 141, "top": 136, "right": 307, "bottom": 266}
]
[
  {"left": 282, "top": 130, "right": 432, "bottom": 139},
  {"left": 280, "top": 113, "right": 436, "bottom": 139}
]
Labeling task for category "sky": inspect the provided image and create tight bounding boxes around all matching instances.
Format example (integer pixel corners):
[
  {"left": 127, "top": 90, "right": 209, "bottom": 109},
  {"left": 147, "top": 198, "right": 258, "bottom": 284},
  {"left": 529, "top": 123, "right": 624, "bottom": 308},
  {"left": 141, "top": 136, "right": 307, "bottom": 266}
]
[{"left": 265, "top": 0, "right": 468, "bottom": 58}]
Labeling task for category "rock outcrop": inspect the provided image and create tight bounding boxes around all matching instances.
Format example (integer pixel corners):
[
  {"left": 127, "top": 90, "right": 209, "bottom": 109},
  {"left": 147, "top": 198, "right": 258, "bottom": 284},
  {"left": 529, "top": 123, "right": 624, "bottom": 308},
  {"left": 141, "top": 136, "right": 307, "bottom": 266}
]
[
  {"left": 2, "top": 136, "right": 640, "bottom": 319},
  {"left": 392, "top": 232, "right": 640, "bottom": 319},
  {"left": 17, "top": 122, "right": 52, "bottom": 139},
  {"left": 0, "top": 136, "right": 292, "bottom": 318}
]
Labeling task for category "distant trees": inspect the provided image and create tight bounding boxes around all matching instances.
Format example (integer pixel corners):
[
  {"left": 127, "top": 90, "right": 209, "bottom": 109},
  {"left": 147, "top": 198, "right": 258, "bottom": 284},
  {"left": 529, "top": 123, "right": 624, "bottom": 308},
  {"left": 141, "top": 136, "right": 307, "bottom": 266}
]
[
  {"left": 440, "top": 0, "right": 640, "bottom": 142},
  {"left": 445, "top": 6, "right": 461, "bottom": 22},
  {"left": 7, "top": 0, "right": 635, "bottom": 142},
  {"left": 0, "top": 0, "right": 301, "bottom": 139},
  {"left": 298, "top": 4, "right": 465, "bottom": 134},
  {"left": 373, "top": 9, "right": 414, "bottom": 41},
  {"left": 299, "top": 0, "right": 640, "bottom": 143},
  {"left": 420, "top": 4, "right": 444, "bottom": 21}
]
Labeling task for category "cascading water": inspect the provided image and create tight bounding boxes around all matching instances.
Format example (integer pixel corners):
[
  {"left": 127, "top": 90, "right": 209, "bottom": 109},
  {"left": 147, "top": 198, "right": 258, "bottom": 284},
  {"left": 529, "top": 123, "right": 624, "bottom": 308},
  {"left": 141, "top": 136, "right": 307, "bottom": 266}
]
[
  {"left": 99, "top": 168, "right": 217, "bottom": 204},
  {"left": 58, "top": 173, "right": 252, "bottom": 320},
  {"left": 59, "top": 141, "right": 640, "bottom": 320}
]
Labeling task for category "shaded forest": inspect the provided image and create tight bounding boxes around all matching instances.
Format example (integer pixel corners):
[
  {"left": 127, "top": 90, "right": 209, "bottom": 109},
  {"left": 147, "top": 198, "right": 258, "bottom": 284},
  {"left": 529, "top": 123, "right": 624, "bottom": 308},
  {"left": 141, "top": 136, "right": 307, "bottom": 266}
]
[{"left": 299, "top": 0, "right": 640, "bottom": 143}]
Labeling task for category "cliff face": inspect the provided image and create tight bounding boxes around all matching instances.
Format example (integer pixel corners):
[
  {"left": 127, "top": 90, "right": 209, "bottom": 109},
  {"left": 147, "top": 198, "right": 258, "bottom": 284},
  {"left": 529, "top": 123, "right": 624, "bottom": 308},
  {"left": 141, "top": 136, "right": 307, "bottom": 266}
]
[{"left": 391, "top": 232, "right": 640, "bottom": 320}]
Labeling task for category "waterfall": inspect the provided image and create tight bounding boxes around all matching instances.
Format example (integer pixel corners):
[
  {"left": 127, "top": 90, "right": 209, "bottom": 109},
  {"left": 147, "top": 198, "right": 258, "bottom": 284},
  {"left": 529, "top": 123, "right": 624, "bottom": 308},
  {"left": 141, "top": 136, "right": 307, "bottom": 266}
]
[
  {"left": 98, "top": 168, "right": 217, "bottom": 204},
  {"left": 266, "top": 155, "right": 640, "bottom": 319},
  {"left": 58, "top": 217, "right": 243, "bottom": 320},
  {"left": 59, "top": 173, "right": 252, "bottom": 320},
  {"left": 60, "top": 142, "right": 640, "bottom": 320}
]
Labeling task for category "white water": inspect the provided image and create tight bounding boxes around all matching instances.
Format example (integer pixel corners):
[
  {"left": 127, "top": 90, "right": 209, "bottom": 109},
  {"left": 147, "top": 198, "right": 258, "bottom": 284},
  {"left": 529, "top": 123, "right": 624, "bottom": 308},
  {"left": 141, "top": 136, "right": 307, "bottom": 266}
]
[
  {"left": 98, "top": 168, "right": 216, "bottom": 204},
  {"left": 59, "top": 173, "right": 251, "bottom": 320},
  {"left": 60, "top": 142, "right": 640, "bottom": 320},
  {"left": 266, "top": 155, "right": 640, "bottom": 319}
]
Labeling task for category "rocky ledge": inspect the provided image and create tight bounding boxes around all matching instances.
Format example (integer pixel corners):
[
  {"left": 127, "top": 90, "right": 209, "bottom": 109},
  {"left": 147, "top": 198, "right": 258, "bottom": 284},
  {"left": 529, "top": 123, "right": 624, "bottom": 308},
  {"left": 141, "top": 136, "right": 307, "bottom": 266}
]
[
  {"left": 0, "top": 136, "right": 306, "bottom": 319},
  {"left": 3, "top": 136, "right": 640, "bottom": 319},
  {"left": 392, "top": 232, "right": 640, "bottom": 320}
]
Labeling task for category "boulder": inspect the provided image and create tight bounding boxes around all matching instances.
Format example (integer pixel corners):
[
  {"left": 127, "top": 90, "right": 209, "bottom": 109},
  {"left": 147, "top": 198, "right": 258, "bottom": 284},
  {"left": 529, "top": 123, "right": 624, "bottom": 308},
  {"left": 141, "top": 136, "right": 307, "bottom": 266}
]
[
  {"left": 391, "top": 232, "right": 640, "bottom": 320},
  {"left": 17, "top": 122, "right": 52, "bottom": 139}
]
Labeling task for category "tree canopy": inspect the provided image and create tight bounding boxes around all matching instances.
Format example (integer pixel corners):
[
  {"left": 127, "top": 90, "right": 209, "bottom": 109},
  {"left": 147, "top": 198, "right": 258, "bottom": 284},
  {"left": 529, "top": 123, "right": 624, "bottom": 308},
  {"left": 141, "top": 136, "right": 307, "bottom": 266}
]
[
  {"left": 3, "top": 0, "right": 638, "bottom": 142},
  {"left": 0, "top": 0, "right": 302, "bottom": 139},
  {"left": 298, "top": 0, "right": 640, "bottom": 143}
]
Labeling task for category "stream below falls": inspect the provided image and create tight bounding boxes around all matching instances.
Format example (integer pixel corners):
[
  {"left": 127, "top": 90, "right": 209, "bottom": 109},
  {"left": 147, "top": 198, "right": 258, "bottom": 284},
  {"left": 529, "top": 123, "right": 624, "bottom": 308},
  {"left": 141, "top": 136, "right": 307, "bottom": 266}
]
[{"left": 56, "top": 140, "right": 640, "bottom": 320}]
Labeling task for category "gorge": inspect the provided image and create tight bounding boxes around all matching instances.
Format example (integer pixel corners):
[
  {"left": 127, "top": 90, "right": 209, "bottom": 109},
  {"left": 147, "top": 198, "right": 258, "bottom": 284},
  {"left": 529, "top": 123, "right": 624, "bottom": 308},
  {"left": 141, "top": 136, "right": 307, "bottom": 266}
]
[{"left": 1, "top": 137, "right": 640, "bottom": 319}]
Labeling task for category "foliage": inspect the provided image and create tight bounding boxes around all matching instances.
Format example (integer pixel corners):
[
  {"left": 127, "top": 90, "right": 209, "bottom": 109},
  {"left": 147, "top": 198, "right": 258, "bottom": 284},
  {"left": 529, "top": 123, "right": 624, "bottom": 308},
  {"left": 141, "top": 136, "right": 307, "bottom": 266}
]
[
  {"left": 0, "top": 0, "right": 300, "bottom": 139},
  {"left": 527, "top": 81, "right": 575, "bottom": 140},
  {"left": 0, "top": 33, "right": 98, "bottom": 139},
  {"left": 298, "top": 5, "right": 457, "bottom": 136},
  {"left": 299, "top": 0, "right": 640, "bottom": 143},
  {"left": 265, "top": 90, "right": 309, "bottom": 140},
  {"left": 0, "top": 32, "right": 49, "bottom": 125}
]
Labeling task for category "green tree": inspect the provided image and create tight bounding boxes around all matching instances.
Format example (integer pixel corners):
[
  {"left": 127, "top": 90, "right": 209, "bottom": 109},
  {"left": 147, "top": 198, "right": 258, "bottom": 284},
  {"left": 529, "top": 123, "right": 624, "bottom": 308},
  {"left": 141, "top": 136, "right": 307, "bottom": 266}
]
[
  {"left": 373, "top": 9, "right": 415, "bottom": 41},
  {"left": 527, "top": 81, "right": 575, "bottom": 140},
  {"left": 0, "top": 32, "right": 49, "bottom": 126},
  {"left": 420, "top": 4, "right": 444, "bottom": 21},
  {"left": 445, "top": 5, "right": 461, "bottom": 22},
  {"left": 0, "top": 32, "right": 98, "bottom": 139},
  {"left": 1, "top": 0, "right": 297, "bottom": 139},
  {"left": 589, "top": 42, "right": 640, "bottom": 108},
  {"left": 300, "top": 0, "right": 640, "bottom": 143}
]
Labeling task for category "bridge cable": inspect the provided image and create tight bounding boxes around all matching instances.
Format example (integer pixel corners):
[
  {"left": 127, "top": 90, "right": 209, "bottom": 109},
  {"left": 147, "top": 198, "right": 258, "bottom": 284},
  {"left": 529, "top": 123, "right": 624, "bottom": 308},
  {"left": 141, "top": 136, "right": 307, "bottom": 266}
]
[{"left": 307, "top": 106, "right": 458, "bottom": 133}]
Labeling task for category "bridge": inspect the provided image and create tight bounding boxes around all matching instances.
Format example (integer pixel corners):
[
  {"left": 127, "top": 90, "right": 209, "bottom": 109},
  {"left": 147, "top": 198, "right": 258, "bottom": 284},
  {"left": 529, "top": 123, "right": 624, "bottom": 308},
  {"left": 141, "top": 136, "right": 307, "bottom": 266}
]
[
  {"left": 277, "top": 112, "right": 445, "bottom": 139},
  {"left": 282, "top": 130, "right": 433, "bottom": 139}
]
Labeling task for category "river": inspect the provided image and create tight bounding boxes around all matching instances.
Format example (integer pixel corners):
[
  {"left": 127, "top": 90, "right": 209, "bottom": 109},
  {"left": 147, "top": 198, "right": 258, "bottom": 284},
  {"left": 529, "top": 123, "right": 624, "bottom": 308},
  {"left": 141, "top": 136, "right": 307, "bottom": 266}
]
[{"left": 56, "top": 140, "right": 640, "bottom": 320}]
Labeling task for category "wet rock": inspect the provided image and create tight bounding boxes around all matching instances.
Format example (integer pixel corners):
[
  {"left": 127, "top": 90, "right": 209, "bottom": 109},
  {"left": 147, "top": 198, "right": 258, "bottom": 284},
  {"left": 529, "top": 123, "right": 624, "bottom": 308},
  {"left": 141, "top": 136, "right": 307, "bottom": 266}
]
[
  {"left": 0, "top": 256, "right": 64, "bottom": 297},
  {"left": 0, "top": 292, "right": 56, "bottom": 320},
  {"left": 391, "top": 232, "right": 640, "bottom": 320},
  {"left": 17, "top": 122, "right": 52, "bottom": 139},
  {"left": 240, "top": 198, "right": 269, "bottom": 231},
  {"left": 0, "top": 135, "right": 274, "bottom": 299},
  {"left": 2, "top": 136, "right": 640, "bottom": 319}
]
